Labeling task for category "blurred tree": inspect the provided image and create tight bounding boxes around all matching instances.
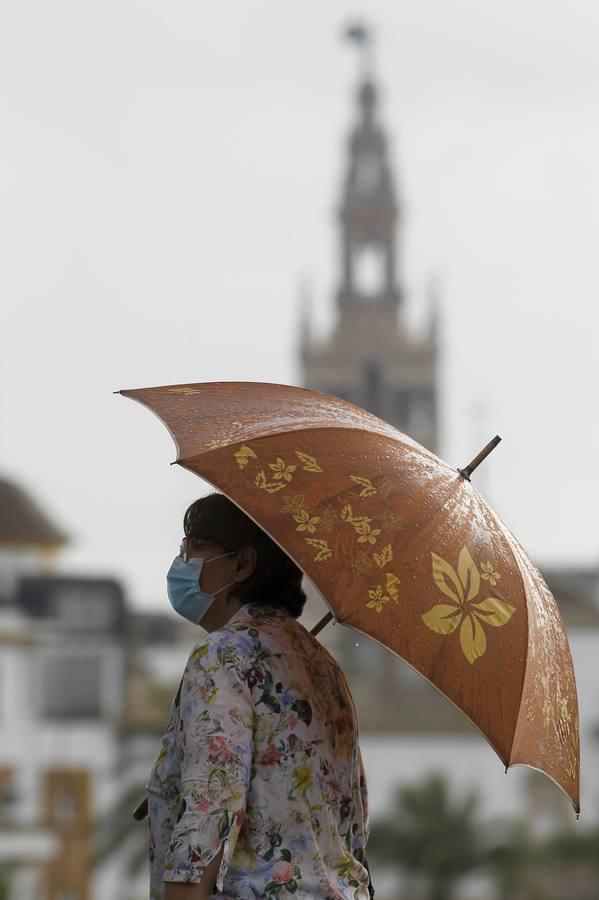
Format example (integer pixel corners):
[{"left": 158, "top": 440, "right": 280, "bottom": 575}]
[
  {"left": 367, "top": 773, "right": 485, "bottom": 900},
  {"left": 0, "top": 867, "right": 10, "bottom": 900},
  {"left": 367, "top": 772, "right": 599, "bottom": 900},
  {"left": 485, "top": 820, "right": 547, "bottom": 900},
  {"left": 92, "top": 781, "right": 149, "bottom": 886}
]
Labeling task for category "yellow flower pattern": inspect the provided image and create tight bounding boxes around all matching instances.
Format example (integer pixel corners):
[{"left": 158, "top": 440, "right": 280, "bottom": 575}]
[
  {"left": 481, "top": 561, "right": 501, "bottom": 587},
  {"left": 422, "top": 546, "right": 516, "bottom": 664},
  {"left": 366, "top": 573, "right": 400, "bottom": 613},
  {"left": 293, "top": 510, "right": 321, "bottom": 533},
  {"left": 269, "top": 458, "right": 297, "bottom": 482}
]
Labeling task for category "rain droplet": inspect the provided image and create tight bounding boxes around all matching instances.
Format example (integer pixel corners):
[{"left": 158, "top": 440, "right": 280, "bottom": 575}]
[{"left": 355, "top": 642, "right": 359, "bottom": 647}]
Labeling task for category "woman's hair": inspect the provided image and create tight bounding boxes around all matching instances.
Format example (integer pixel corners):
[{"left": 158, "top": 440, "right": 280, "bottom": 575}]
[{"left": 183, "top": 492, "right": 307, "bottom": 618}]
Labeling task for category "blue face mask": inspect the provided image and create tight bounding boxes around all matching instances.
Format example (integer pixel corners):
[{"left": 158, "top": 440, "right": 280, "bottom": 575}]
[{"left": 166, "top": 551, "right": 238, "bottom": 625}]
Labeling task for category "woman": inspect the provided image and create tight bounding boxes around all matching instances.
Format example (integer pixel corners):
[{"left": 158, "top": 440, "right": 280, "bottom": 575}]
[{"left": 147, "top": 492, "right": 372, "bottom": 899}]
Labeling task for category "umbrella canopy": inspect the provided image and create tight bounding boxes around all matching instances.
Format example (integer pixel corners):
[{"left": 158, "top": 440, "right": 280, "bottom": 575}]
[{"left": 119, "top": 381, "right": 580, "bottom": 813}]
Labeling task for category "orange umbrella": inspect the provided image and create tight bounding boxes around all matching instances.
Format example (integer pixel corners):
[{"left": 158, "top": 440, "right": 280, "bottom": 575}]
[{"left": 119, "top": 381, "right": 580, "bottom": 813}]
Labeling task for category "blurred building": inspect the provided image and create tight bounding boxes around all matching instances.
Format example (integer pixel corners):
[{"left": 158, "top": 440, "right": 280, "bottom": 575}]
[{"left": 0, "top": 473, "right": 192, "bottom": 900}]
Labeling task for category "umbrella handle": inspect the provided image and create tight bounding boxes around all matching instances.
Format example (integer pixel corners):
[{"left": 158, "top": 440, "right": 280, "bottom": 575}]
[
  {"left": 311, "top": 612, "right": 334, "bottom": 636},
  {"left": 458, "top": 435, "right": 501, "bottom": 481},
  {"left": 133, "top": 796, "right": 148, "bottom": 821}
]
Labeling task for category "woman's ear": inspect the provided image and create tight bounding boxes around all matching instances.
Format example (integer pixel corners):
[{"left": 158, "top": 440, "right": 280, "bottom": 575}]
[{"left": 234, "top": 546, "right": 257, "bottom": 582}]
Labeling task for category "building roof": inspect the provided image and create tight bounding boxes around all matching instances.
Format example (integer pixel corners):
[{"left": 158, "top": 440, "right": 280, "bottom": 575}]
[{"left": 0, "top": 477, "right": 67, "bottom": 547}]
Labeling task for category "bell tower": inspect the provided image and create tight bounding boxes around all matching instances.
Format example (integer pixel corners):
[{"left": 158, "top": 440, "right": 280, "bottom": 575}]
[
  {"left": 301, "top": 23, "right": 439, "bottom": 453},
  {"left": 337, "top": 45, "right": 399, "bottom": 311}
]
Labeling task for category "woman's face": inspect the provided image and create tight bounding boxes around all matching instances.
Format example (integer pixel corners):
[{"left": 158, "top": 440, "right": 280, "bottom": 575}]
[{"left": 184, "top": 537, "right": 256, "bottom": 631}]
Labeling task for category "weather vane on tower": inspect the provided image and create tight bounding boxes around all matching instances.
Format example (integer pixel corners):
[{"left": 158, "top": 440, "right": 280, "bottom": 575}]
[{"left": 343, "top": 20, "right": 375, "bottom": 77}]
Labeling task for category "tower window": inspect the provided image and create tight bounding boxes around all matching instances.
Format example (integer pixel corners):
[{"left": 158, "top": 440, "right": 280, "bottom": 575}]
[
  {"left": 355, "top": 151, "right": 380, "bottom": 194},
  {"left": 354, "top": 240, "right": 385, "bottom": 298}
]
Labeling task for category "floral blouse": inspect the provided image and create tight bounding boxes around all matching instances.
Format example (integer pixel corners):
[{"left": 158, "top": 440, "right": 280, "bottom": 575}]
[{"left": 146, "top": 602, "right": 370, "bottom": 899}]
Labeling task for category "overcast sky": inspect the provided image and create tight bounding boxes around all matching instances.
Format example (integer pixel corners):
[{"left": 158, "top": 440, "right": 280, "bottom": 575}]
[{"left": 1, "top": 1, "right": 598, "bottom": 611}]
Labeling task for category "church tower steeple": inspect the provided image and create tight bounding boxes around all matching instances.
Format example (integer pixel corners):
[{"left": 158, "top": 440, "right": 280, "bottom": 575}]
[
  {"left": 300, "top": 23, "right": 439, "bottom": 454},
  {"left": 338, "top": 28, "right": 400, "bottom": 312}
]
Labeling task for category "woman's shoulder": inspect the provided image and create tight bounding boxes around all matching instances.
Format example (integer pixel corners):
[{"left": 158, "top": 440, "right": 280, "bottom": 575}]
[{"left": 185, "top": 619, "right": 261, "bottom": 670}]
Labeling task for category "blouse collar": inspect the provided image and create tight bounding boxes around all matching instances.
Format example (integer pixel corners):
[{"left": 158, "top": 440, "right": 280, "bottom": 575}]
[{"left": 227, "top": 602, "right": 291, "bottom": 626}]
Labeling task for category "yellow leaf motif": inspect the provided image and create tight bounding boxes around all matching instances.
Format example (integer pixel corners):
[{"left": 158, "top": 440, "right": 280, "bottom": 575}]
[
  {"left": 386, "top": 573, "right": 400, "bottom": 599},
  {"left": 281, "top": 494, "right": 308, "bottom": 515},
  {"left": 470, "top": 596, "right": 516, "bottom": 627},
  {"left": 319, "top": 506, "right": 338, "bottom": 532},
  {"left": 382, "top": 511, "right": 403, "bottom": 530},
  {"left": 351, "top": 551, "right": 373, "bottom": 576},
  {"left": 350, "top": 475, "right": 377, "bottom": 497},
  {"left": 295, "top": 451, "right": 323, "bottom": 473},
  {"left": 341, "top": 505, "right": 355, "bottom": 523},
  {"left": 422, "top": 604, "right": 463, "bottom": 635},
  {"left": 423, "top": 546, "right": 515, "bottom": 664},
  {"left": 432, "top": 552, "right": 464, "bottom": 605},
  {"left": 341, "top": 505, "right": 381, "bottom": 545},
  {"left": 293, "top": 509, "right": 321, "bottom": 534},
  {"left": 255, "top": 470, "right": 287, "bottom": 494},
  {"left": 373, "top": 544, "right": 393, "bottom": 569},
  {"left": 458, "top": 546, "right": 480, "bottom": 603},
  {"left": 305, "top": 538, "right": 333, "bottom": 562},
  {"left": 234, "top": 444, "right": 257, "bottom": 469},
  {"left": 269, "top": 458, "right": 296, "bottom": 482},
  {"left": 459, "top": 614, "right": 487, "bottom": 664},
  {"left": 378, "top": 477, "right": 396, "bottom": 498}
]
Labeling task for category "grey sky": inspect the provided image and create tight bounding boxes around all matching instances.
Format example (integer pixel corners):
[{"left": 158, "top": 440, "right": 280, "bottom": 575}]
[{"left": 1, "top": 1, "right": 598, "bottom": 610}]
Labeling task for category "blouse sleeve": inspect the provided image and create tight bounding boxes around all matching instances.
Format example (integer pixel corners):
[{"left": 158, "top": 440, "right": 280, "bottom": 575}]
[{"left": 162, "top": 639, "right": 254, "bottom": 890}]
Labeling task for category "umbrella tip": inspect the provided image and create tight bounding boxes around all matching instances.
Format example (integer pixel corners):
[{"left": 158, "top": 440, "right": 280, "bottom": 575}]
[
  {"left": 459, "top": 435, "right": 502, "bottom": 481},
  {"left": 504, "top": 764, "right": 509, "bottom": 774}
]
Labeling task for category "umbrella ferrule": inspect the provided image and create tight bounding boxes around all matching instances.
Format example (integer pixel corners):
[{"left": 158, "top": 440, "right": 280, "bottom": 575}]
[{"left": 458, "top": 435, "right": 502, "bottom": 481}]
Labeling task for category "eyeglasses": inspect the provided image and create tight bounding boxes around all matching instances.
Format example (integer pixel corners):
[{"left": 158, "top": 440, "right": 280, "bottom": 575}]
[
  {"left": 179, "top": 538, "right": 239, "bottom": 564},
  {"left": 179, "top": 537, "right": 206, "bottom": 563}
]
